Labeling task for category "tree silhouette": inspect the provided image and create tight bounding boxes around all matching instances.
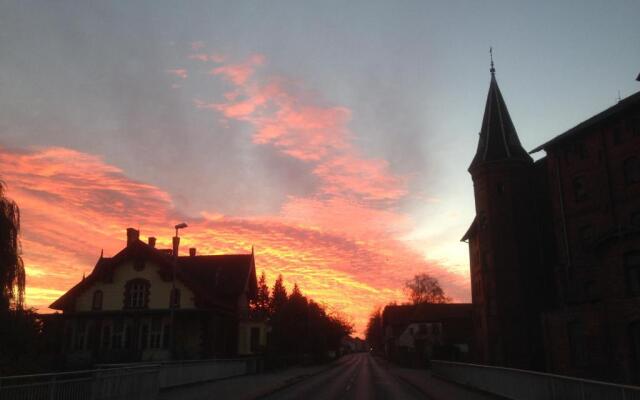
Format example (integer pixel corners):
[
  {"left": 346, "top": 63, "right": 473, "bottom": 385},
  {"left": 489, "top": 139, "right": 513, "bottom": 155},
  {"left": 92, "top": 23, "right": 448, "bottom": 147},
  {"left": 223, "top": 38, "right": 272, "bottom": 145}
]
[
  {"left": 269, "top": 274, "right": 288, "bottom": 315},
  {"left": 250, "top": 271, "right": 270, "bottom": 319},
  {"left": 405, "top": 273, "right": 450, "bottom": 304},
  {"left": 0, "top": 180, "right": 25, "bottom": 311},
  {"left": 365, "top": 307, "right": 384, "bottom": 352}
]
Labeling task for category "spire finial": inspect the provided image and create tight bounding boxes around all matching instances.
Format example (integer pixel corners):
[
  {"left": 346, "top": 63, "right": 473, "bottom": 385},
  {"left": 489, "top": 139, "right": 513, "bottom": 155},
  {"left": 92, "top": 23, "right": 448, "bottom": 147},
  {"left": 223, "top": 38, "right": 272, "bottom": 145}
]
[{"left": 489, "top": 47, "right": 495, "bottom": 75}]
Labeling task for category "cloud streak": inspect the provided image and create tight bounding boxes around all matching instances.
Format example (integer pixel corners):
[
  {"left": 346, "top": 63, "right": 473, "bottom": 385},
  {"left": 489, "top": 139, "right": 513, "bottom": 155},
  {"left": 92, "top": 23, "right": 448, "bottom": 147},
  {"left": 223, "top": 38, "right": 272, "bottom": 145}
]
[{"left": 2, "top": 51, "right": 470, "bottom": 336}]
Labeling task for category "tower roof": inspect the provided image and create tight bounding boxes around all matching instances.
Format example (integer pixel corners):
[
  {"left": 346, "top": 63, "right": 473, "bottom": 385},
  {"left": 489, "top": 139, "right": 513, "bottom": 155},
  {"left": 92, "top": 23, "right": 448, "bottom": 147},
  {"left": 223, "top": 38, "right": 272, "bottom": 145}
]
[{"left": 469, "top": 71, "right": 532, "bottom": 171}]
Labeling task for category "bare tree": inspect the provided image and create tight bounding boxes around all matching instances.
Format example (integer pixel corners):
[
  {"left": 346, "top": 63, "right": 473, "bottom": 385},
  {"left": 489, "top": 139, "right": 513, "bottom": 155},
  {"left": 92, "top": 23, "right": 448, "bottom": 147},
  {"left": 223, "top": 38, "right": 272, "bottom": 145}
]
[
  {"left": 404, "top": 273, "right": 450, "bottom": 305},
  {"left": 0, "top": 180, "right": 25, "bottom": 311}
]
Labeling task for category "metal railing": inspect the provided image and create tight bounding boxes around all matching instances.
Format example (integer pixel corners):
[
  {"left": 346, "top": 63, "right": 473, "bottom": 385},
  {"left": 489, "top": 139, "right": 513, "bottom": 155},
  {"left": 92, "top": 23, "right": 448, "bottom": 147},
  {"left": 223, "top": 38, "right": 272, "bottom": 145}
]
[
  {"left": 432, "top": 360, "right": 640, "bottom": 400},
  {"left": 0, "top": 357, "right": 259, "bottom": 400},
  {"left": 0, "top": 365, "right": 159, "bottom": 400}
]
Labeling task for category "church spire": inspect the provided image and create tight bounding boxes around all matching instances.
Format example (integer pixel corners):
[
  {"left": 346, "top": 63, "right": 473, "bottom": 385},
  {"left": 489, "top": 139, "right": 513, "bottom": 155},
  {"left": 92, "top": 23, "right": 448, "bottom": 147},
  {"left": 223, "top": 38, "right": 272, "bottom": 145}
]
[{"left": 468, "top": 53, "right": 532, "bottom": 171}]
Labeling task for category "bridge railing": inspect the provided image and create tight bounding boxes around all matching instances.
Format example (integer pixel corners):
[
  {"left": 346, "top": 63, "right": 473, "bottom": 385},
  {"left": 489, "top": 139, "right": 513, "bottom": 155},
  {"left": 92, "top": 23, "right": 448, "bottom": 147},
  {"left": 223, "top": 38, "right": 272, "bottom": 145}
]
[
  {"left": 0, "top": 365, "right": 159, "bottom": 400},
  {"left": 0, "top": 357, "right": 259, "bottom": 400},
  {"left": 432, "top": 360, "right": 640, "bottom": 400}
]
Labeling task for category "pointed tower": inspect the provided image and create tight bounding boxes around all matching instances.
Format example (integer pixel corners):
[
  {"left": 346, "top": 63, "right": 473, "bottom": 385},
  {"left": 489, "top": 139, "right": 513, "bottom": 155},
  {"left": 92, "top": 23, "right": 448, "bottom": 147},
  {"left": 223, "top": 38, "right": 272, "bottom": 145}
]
[{"left": 464, "top": 56, "right": 546, "bottom": 370}]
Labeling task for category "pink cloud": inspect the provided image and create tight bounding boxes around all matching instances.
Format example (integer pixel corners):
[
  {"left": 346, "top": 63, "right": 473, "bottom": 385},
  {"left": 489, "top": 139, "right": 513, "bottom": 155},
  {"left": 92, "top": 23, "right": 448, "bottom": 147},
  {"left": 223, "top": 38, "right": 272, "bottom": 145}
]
[
  {"left": 166, "top": 69, "right": 188, "bottom": 79},
  {"left": 190, "top": 41, "right": 205, "bottom": 51}
]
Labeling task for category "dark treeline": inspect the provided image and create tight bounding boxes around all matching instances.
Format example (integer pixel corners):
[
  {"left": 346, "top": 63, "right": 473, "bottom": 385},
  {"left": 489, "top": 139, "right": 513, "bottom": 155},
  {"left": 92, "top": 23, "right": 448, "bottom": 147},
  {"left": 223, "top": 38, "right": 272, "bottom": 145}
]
[
  {"left": 250, "top": 273, "right": 353, "bottom": 368},
  {"left": 0, "top": 180, "right": 59, "bottom": 375}
]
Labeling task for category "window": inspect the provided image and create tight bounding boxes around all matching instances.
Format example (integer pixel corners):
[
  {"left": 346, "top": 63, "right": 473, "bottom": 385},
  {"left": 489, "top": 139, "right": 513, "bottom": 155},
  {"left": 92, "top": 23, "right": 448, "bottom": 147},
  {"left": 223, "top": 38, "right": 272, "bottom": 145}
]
[
  {"left": 162, "top": 324, "right": 170, "bottom": 350},
  {"left": 169, "top": 288, "right": 181, "bottom": 308},
  {"left": 624, "top": 157, "right": 640, "bottom": 185},
  {"left": 625, "top": 251, "right": 640, "bottom": 297},
  {"left": 140, "top": 324, "right": 149, "bottom": 350},
  {"left": 150, "top": 317, "right": 162, "bottom": 348},
  {"left": 124, "top": 279, "right": 150, "bottom": 309},
  {"left": 497, "top": 183, "right": 504, "bottom": 194},
  {"left": 572, "top": 176, "right": 588, "bottom": 202},
  {"left": 92, "top": 290, "right": 103, "bottom": 310},
  {"left": 74, "top": 321, "right": 86, "bottom": 350},
  {"left": 432, "top": 323, "right": 441, "bottom": 336},
  {"left": 112, "top": 319, "right": 123, "bottom": 349},
  {"left": 134, "top": 258, "right": 145, "bottom": 271}
]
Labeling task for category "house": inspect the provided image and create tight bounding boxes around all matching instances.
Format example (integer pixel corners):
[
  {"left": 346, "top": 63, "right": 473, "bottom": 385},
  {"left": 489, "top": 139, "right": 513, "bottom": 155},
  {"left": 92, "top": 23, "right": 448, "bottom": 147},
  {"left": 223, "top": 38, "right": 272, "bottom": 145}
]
[
  {"left": 464, "top": 64, "right": 640, "bottom": 383},
  {"left": 50, "top": 228, "right": 267, "bottom": 367},
  {"left": 382, "top": 303, "right": 473, "bottom": 366}
]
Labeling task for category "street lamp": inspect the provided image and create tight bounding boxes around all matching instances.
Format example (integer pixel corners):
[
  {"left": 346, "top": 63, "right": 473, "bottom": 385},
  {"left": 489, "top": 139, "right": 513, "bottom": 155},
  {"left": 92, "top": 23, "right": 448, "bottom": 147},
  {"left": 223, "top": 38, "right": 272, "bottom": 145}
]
[{"left": 170, "top": 222, "right": 187, "bottom": 360}]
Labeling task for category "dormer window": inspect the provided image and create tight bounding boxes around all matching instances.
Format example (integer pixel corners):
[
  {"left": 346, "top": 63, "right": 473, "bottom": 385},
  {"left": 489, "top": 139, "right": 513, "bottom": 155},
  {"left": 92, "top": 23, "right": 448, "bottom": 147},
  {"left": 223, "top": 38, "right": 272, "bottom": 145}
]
[
  {"left": 134, "top": 258, "right": 146, "bottom": 271},
  {"left": 92, "top": 290, "right": 103, "bottom": 310},
  {"left": 124, "top": 279, "right": 150, "bottom": 309}
]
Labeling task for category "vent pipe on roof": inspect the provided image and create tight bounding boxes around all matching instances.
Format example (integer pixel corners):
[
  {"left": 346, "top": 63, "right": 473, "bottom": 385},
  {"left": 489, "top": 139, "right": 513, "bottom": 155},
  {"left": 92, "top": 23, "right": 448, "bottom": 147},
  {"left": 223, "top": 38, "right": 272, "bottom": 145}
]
[
  {"left": 126, "top": 228, "right": 140, "bottom": 246},
  {"left": 189, "top": 248, "right": 196, "bottom": 257},
  {"left": 148, "top": 237, "right": 156, "bottom": 248}
]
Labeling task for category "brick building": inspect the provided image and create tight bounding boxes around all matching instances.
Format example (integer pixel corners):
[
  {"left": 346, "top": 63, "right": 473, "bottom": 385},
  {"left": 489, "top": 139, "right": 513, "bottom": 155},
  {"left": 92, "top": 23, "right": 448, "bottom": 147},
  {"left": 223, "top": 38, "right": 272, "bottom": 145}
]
[{"left": 463, "top": 65, "right": 640, "bottom": 383}]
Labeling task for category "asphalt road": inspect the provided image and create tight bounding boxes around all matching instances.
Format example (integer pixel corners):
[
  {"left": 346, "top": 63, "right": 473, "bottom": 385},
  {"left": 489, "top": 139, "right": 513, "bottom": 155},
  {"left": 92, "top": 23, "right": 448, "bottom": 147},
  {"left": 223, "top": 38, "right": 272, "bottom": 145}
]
[{"left": 262, "top": 353, "right": 427, "bottom": 400}]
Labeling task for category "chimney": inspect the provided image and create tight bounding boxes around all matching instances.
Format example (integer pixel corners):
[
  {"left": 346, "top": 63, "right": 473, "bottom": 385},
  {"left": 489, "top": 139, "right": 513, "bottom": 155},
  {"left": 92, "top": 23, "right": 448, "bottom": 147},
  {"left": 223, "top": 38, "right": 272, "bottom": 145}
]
[
  {"left": 189, "top": 248, "right": 196, "bottom": 257},
  {"left": 126, "top": 228, "right": 140, "bottom": 246},
  {"left": 148, "top": 237, "right": 156, "bottom": 248}
]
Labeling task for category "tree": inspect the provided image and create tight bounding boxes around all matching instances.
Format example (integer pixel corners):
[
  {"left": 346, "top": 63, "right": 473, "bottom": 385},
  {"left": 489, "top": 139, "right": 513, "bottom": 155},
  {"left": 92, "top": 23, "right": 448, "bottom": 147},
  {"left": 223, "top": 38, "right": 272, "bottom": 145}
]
[
  {"left": 404, "top": 273, "right": 450, "bottom": 305},
  {"left": 365, "top": 307, "right": 384, "bottom": 352},
  {"left": 0, "top": 180, "right": 25, "bottom": 311},
  {"left": 269, "top": 274, "right": 288, "bottom": 316},
  {"left": 250, "top": 271, "right": 270, "bottom": 319}
]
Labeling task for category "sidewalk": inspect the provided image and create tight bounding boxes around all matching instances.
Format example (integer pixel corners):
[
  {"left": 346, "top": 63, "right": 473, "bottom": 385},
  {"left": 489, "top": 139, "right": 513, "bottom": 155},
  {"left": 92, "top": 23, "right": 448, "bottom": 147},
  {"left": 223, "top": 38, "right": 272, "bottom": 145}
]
[
  {"left": 382, "top": 361, "right": 500, "bottom": 400},
  {"left": 158, "top": 363, "right": 334, "bottom": 400}
]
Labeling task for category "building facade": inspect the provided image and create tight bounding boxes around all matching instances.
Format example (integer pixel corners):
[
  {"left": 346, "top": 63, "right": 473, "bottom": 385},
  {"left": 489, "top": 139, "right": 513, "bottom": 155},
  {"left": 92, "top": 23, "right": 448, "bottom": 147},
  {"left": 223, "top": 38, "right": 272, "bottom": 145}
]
[
  {"left": 382, "top": 303, "right": 473, "bottom": 366},
  {"left": 464, "top": 67, "right": 640, "bottom": 383},
  {"left": 50, "top": 228, "right": 265, "bottom": 367}
]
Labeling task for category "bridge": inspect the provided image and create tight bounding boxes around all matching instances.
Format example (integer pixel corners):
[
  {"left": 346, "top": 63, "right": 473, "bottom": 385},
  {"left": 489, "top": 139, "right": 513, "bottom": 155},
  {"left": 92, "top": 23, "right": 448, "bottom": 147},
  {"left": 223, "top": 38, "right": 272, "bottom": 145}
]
[{"left": 1, "top": 353, "right": 638, "bottom": 399}]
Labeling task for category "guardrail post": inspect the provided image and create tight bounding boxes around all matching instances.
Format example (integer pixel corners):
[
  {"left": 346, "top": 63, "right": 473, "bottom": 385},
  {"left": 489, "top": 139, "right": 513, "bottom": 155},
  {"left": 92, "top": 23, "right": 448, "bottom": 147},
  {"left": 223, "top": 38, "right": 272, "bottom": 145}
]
[{"left": 49, "top": 376, "right": 57, "bottom": 400}]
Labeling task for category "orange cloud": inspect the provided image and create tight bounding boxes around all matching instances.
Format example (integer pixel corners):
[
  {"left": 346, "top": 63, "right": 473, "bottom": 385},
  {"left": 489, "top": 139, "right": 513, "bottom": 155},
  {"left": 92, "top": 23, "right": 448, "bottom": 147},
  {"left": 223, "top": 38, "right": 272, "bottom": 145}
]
[{"left": 1, "top": 145, "right": 469, "bottom": 336}]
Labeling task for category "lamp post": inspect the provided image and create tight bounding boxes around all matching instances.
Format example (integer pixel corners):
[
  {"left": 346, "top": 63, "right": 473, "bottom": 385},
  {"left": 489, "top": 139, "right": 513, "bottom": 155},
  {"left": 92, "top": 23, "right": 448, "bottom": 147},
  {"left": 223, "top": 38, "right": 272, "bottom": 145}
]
[{"left": 170, "top": 222, "right": 187, "bottom": 360}]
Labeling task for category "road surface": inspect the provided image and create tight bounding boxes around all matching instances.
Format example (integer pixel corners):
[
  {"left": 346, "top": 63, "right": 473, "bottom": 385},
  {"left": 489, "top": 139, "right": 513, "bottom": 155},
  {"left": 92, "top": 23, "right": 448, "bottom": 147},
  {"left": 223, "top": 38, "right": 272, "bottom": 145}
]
[{"left": 262, "top": 352, "right": 426, "bottom": 400}]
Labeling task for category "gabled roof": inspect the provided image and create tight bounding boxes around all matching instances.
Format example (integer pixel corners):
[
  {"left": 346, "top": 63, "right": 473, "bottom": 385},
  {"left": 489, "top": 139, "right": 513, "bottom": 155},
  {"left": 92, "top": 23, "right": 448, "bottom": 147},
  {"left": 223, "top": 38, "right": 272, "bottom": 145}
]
[
  {"left": 461, "top": 216, "right": 477, "bottom": 242},
  {"left": 530, "top": 90, "right": 640, "bottom": 153},
  {"left": 382, "top": 303, "right": 472, "bottom": 327},
  {"left": 50, "top": 239, "right": 257, "bottom": 311},
  {"left": 469, "top": 72, "right": 532, "bottom": 171}
]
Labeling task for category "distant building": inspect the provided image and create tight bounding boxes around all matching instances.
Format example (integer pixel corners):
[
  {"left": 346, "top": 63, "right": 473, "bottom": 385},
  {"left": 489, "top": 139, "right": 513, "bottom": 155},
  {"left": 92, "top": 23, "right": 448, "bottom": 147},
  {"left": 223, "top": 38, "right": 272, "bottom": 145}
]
[
  {"left": 50, "top": 228, "right": 266, "bottom": 367},
  {"left": 464, "top": 66, "right": 640, "bottom": 383},
  {"left": 382, "top": 303, "right": 473, "bottom": 366}
]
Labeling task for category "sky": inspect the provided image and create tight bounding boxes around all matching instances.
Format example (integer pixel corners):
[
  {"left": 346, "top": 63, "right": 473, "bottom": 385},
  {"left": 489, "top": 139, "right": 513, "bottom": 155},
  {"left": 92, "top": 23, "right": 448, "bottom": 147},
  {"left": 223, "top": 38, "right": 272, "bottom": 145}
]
[{"left": 0, "top": 1, "right": 639, "bottom": 335}]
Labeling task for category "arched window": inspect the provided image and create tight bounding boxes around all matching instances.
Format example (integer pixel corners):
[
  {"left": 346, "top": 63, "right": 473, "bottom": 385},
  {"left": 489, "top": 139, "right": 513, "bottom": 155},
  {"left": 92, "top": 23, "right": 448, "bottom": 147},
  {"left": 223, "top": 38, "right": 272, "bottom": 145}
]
[
  {"left": 124, "top": 279, "right": 150, "bottom": 309},
  {"left": 92, "top": 290, "right": 103, "bottom": 310}
]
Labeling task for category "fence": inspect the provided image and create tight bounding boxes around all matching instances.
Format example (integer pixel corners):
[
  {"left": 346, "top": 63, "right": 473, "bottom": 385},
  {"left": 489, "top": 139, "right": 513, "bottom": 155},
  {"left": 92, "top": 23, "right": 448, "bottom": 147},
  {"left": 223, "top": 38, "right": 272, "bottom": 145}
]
[
  {"left": 0, "top": 358, "right": 258, "bottom": 400},
  {"left": 0, "top": 365, "right": 159, "bottom": 400},
  {"left": 432, "top": 360, "right": 640, "bottom": 400}
]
